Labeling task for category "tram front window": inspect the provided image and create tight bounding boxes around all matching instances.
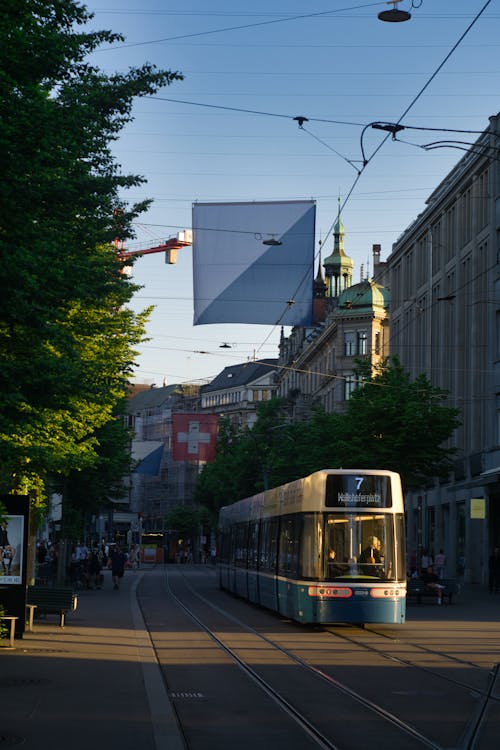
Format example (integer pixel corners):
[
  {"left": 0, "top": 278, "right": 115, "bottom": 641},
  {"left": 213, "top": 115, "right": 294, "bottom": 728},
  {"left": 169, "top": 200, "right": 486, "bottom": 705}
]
[{"left": 325, "top": 513, "right": 403, "bottom": 582}]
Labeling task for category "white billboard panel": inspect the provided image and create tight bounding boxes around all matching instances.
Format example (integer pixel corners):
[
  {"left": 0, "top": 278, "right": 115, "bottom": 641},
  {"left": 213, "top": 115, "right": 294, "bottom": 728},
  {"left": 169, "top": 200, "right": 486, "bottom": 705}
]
[{"left": 192, "top": 200, "right": 315, "bottom": 326}]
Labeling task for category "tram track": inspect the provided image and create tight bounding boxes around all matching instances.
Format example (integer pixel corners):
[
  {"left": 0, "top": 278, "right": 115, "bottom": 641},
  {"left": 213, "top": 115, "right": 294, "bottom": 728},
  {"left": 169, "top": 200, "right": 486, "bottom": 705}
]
[
  {"left": 179, "top": 569, "right": 499, "bottom": 703},
  {"left": 460, "top": 664, "right": 500, "bottom": 750},
  {"left": 360, "top": 624, "right": 494, "bottom": 671},
  {"left": 155, "top": 569, "right": 448, "bottom": 750},
  {"left": 324, "top": 625, "right": 500, "bottom": 699},
  {"left": 164, "top": 575, "right": 341, "bottom": 750},
  {"left": 321, "top": 624, "right": 500, "bottom": 749}
]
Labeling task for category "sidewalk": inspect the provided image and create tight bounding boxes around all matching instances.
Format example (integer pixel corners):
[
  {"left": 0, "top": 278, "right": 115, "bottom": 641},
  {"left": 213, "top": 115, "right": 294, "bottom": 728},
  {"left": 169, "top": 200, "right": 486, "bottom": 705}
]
[
  {"left": 1, "top": 570, "right": 498, "bottom": 750},
  {"left": 407, "top": 580, "right": 500, "bottom": 622},
  {"left": 0, "top": 567, "right": 184, "bottom": 750}
]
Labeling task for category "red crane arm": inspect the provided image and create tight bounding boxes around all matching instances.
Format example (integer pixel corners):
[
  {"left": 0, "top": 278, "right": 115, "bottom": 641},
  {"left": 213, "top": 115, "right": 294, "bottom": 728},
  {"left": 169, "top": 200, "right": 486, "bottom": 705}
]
[{"left": 116, "top": 232, "right": 192, "bottom": 265}]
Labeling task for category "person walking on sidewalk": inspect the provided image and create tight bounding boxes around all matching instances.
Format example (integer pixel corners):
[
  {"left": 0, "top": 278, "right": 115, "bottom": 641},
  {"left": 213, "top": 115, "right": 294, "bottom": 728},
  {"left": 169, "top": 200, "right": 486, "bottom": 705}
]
[{"left": 111, "top": 545, "right": 126, "bottom": 590}]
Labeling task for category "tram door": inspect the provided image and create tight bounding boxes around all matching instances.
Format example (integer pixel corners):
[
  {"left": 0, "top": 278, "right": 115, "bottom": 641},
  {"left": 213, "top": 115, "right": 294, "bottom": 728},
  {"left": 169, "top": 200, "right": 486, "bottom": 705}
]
[{"left": 277, "top": 517, "right": 299, "bottom": 616}]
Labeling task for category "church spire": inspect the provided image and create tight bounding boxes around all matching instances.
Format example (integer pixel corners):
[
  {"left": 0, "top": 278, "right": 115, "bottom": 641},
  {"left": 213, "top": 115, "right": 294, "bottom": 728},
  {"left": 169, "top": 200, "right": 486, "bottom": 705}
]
[
  {"left": 323, "top": 198, "right": 354, "bottom": 299},
  {"left": 333, "top": 196, "right": 346, "bottom": 255},
  {"left": 314, "top": 239, "right": 326, "bottom": 295}
]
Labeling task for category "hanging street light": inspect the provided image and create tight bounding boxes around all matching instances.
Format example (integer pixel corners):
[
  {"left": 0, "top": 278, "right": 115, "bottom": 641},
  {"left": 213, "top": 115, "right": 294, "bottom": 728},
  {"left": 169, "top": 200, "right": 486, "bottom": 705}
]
[{"left": 378, "top": 0, "right": 412, "bottom": 23}]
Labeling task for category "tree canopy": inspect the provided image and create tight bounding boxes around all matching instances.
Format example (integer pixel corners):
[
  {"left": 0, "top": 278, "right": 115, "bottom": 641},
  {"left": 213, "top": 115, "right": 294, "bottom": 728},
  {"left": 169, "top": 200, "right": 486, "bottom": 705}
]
[
  {"left": 0, "top": 1, "right": 182, "bottom": 508},
  {"left": 194, "top": 357, "right": 461, "bottom": 514}
]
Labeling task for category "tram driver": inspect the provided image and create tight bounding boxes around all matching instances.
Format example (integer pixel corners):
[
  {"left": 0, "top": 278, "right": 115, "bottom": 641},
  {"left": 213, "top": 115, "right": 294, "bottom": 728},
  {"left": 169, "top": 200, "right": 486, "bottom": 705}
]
[{"left": 359, "top": 535, "right": 383, "bottom": 577}]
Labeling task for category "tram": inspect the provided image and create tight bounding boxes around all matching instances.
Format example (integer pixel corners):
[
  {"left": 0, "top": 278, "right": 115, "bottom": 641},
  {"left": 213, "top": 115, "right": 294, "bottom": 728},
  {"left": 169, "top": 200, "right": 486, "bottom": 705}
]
[{"left": 218, "top": 469, "right": 406, "bottom": 624}]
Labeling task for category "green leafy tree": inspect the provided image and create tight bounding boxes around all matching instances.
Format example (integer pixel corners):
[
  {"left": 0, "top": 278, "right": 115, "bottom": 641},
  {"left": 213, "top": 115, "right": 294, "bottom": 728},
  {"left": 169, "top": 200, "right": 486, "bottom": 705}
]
[
  {"left": 60, "top": 400, "right": 134, "bottom": 530},
  {"left": 0, "top": 2, "right": 182, "bottom": 507},
  {"left": 165, "top": 505, "right": 212, "bottom": 538},
  {"left": 341, "top": 357, "right": 461, "bottom": 489},
  {"left": 195, "top": 400, "right": 294, "bottom": 513},
  {"left": 193, "top": 417, "right": 252, "bottom": 515},
  {"left": 195, "top": 358, "right": 461, "bottom": 511}
]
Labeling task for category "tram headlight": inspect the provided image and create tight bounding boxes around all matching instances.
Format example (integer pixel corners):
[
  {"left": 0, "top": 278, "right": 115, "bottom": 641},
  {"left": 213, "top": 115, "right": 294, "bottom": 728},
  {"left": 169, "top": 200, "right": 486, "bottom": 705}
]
[
  {"left": 308, "top": 586, "right": 352, "bottom": 598},
  {"left": 370, "top": 588, "right": 402, "bottom": 598}
]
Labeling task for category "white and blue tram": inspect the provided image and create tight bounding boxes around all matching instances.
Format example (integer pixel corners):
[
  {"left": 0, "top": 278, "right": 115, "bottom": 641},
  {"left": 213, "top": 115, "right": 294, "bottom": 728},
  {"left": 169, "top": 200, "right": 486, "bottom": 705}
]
[{"left": 218, "top": 469, "right": 406, "bottom": 624}]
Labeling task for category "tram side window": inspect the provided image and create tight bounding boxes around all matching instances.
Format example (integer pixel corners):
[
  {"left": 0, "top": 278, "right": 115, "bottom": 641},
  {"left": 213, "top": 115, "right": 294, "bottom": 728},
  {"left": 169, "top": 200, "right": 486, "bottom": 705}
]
[
  {"left": 225, "top": 527, "right": 236, "bottom": 565},
  {"left": 299, "top": 513, "right": 323, "bottom": 579},
  {"left": 218, "top": 527, "right": 229, "bottom": 564},
  {"left": 234, "top": 522, "right": 248, "bottom": 567},
  {"left": 278, "top": 515, "right": 300, "bottom": 578},
  {"left": 247, "top": 520, "right": 259, "bottom": 570},
  {"left": 395, "top": 513, "right": 406, "bottom": 580},
  {"left": 259, "top": 517, "right": 279, "bottom": 571}
]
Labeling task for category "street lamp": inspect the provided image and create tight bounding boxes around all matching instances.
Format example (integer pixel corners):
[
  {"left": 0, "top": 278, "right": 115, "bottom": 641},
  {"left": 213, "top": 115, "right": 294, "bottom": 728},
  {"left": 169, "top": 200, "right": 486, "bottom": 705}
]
[{"left": 378, "top": 0, "right": 411, "bottom": 22}]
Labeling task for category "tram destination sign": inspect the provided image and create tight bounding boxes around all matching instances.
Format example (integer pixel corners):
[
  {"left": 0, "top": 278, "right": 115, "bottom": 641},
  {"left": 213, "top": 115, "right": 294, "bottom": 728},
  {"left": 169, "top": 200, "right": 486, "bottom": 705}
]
[{"left": 325, "top": 474, "right": 392, "bottom": 508}]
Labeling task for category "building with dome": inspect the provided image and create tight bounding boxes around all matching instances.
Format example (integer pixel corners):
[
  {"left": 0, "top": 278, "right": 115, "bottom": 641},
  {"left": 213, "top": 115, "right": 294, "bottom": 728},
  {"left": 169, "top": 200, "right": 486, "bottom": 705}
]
[{"left": 277, "top": 209, "right": 389, "bottom": 417}]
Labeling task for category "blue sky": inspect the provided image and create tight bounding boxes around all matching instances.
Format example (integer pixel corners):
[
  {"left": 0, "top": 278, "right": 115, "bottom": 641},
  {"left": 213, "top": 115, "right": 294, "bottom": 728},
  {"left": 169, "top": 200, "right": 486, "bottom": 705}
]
[{"left": 84, "top": 0, "right": 498, "bottom": 385}]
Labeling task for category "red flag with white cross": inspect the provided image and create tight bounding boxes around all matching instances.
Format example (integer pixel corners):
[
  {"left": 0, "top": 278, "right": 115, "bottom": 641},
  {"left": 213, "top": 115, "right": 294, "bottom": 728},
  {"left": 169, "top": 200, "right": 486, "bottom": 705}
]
[{"left": 172, "top": 414, "right": 219, "bottom": 462}]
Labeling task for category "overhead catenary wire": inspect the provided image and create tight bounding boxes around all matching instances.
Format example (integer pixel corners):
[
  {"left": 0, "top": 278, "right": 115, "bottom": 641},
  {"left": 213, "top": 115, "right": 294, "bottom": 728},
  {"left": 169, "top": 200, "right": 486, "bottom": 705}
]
[
  {"left": 255, "top": 0, "right": 493, "bottom": 357},
  {"left": 99, "top": 2, "right": 385, "bottom": 51},
  {"left": 105, "top": 1, "right": 496, "bottom": 388}
]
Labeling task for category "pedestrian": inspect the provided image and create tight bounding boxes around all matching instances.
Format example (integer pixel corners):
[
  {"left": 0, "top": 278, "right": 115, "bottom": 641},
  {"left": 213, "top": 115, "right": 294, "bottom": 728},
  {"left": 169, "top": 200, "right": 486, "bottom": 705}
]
[
  {"left": 88, "top": 549, "right": 103, "bottom": 589},
  {"left": 488, "top": 546, "right": 500, "bottom": 594},
  {"left": 422, "top": 565, "right": 445, "bottom": 605},
  {"left": 421, "top": 549, "right": 433, "bottom": 571},
  {"left": 434, "top": 548, "right": 446, "bottom": 579},
  {"left": 37, "top": 541, "right": 47, "bottom": 564},
  {"left": 111, "top": 545, "right": 126, "bottom": 590}
]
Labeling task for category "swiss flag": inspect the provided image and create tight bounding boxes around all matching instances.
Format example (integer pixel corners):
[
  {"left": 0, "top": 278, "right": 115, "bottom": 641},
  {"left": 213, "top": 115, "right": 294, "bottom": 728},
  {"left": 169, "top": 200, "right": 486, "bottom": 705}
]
[{"left": 172, "top": 414, "right": 219, "bottom": 462}]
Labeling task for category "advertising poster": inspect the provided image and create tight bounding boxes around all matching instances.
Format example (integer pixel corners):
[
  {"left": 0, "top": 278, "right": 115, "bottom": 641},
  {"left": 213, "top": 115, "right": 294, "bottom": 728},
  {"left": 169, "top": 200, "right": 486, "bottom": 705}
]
[
  {"left": 0, "top": 496, "right": 29, "bottom": 637},
  {"left": 0, "top": 514, "right": 24, "bottom": 585}
]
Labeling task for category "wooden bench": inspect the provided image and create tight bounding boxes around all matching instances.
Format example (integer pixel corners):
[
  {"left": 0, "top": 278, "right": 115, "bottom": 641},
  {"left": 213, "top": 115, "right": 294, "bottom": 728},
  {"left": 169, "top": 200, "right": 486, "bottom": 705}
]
[
  {"left": 407, "top": 578, "right": 459, "bottom": 605},
  {"left": 0, "top": 615, "right": 18, "bottom": 647},
  {"left": 26, "top": 586, "right": 78, "bottom": 627},
  {"left": 25, "top": 604, "right": 37, "bottom": 632}
]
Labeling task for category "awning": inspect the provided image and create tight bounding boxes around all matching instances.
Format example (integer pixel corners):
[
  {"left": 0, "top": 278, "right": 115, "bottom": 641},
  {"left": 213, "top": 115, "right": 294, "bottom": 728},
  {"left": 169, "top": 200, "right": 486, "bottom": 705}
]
[
  {"left": 480, "top": 467, "right": 500, "bottom": 478},
  {"left": 132, "top": 443, "right": 164, "bottom": 476}
]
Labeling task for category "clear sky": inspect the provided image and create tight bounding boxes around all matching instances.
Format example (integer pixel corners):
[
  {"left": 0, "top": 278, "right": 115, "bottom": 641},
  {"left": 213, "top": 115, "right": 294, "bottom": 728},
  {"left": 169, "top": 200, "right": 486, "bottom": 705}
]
[{"left": 83, "top": 0, "right": 498, "bottom": 386}]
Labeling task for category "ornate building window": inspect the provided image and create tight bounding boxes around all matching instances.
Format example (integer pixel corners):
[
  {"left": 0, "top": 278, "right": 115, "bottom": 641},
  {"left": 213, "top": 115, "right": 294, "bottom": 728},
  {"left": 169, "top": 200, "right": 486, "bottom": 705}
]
[
  {"left": 357, "top": 330, "right": 368, "bottom": 355},
  {"left": 344, "top": 332, "right": 356, "bottom": 356},
  {"left": 344, "top": 373, "right": 357, "bottom": 400}
]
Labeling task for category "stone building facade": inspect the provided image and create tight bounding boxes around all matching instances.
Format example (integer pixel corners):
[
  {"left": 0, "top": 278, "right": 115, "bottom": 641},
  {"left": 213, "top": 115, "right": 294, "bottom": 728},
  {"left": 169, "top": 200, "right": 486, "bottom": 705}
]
[
  {"left": 277, "top": 213, "right": 390, "bottom": 417},
  {"left": 387, "top": 113, "right": 500, "bottom": 583},
  {"left": 126, "top": 384, "right": 201, "bottom": 532}
]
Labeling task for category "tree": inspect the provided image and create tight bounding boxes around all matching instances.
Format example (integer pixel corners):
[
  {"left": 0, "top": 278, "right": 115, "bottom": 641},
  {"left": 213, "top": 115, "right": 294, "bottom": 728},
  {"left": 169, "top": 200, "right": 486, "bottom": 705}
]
[
  {"left": 165, "top": 506, "right": 212, "bottom": 539},
  {"left": 194, "top": 400, "right": 296, "bottom": 514},
  {"left": 193, "top": 416, "right": 254, "bottom": 516},
  {"left": 195, "top": 358, "right": 461, "bottom": 512},
  {"left": 342, "top": 357, "right": 461, "bottom": 489},
  {"left": 60, "top": 399, "right": 134, "bottom": 530},
  {"left": 0, "top": 3, "right": 182, "bottom": 508}
]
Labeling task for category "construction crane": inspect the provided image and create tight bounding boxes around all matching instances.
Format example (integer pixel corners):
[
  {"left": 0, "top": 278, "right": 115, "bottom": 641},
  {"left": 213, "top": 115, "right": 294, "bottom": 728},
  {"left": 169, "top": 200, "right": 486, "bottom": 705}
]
[{"left": 115, "top": 230, "right": 192, "bottom": 265}]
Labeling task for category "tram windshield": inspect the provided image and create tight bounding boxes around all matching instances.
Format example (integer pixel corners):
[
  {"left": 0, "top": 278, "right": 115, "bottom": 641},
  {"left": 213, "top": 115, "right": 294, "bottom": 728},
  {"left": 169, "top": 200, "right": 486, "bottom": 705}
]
[{"left": 324, "top": 512, "right": 405, "bottom": 582}]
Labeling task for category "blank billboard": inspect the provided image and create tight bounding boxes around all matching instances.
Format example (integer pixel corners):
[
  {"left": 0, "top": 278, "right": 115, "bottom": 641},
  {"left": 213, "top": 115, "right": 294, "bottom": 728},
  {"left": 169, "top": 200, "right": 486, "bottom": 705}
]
[{"left": 192, "top": 200, "right": 315, "bottom": 326}]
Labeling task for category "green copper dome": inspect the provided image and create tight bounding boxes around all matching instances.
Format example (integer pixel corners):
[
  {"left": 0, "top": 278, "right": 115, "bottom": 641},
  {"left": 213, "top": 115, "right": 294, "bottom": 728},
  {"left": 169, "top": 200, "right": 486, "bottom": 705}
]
[{"left": 337, "top": 279, "right": 389, "bottom": 313}]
